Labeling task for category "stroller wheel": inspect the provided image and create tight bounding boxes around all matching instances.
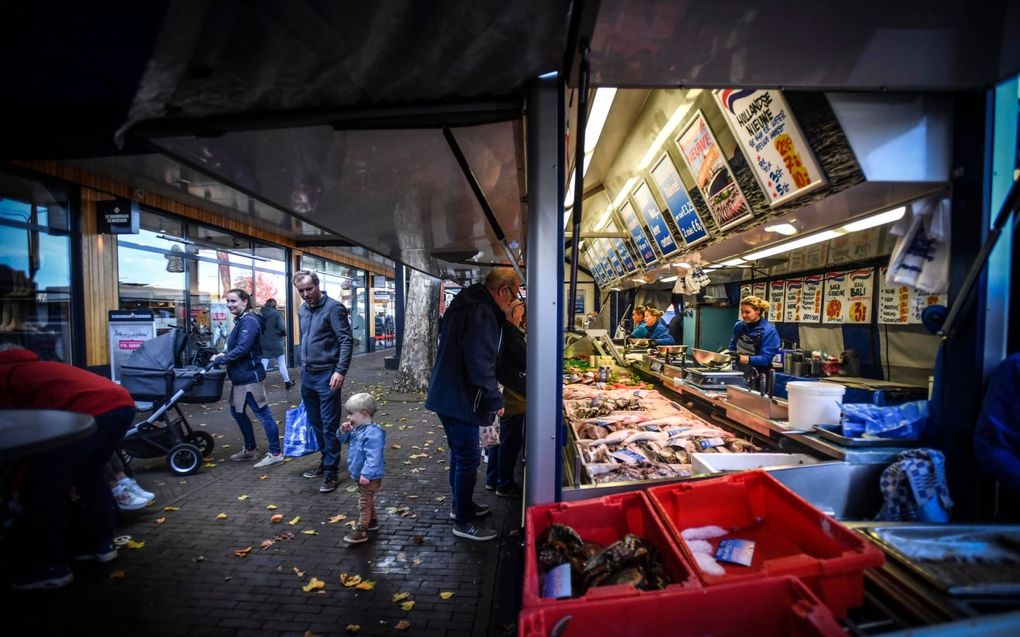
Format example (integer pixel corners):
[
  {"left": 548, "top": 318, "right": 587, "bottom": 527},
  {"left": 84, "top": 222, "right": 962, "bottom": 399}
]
[
  {"left": 188, "top": 431, "right": 215, "bottom": 457},
  {"left": 167, "top": 443, "right": 202, "bottom": 476}
]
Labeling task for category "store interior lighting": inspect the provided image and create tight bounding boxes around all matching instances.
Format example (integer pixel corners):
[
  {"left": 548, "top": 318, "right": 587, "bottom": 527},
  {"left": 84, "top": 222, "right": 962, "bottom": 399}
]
[
  {"left": 740, "top": 205, "right": 907, "bottom": 262},
  {"left": 564, "top": 88, "right": 616, "bottom": 210},
  {"left": 659, "top": 275, "right": 679, "bottom": 283},
  {"left": 677, "top": 261, "right": 693, "bottom": 269},
  {"left": 720, "top": 258, "right": 747, "bottom": 267},
  {"left": 841, "top": 206, "right": 906, "bottom": 232},
  {"left": 763, "top": 222, "right": 798, "bottom": 236}
]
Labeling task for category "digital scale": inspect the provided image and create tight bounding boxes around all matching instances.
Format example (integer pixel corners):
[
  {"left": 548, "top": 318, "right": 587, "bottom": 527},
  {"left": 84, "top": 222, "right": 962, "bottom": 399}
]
[{"left": 684, "top": 367, "right": 747, "bottom": 390}]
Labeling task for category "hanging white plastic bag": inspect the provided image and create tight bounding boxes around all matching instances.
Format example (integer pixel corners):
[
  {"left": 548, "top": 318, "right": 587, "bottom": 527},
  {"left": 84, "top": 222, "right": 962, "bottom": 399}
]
[{"left": 479, "top": 414, "right": 501, "bottom": 450}]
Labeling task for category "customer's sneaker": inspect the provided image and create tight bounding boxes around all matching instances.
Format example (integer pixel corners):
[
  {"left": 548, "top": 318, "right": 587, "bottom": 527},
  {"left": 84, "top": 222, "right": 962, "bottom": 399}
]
[
  {"left": 118, "top": 477, "right": 154, "bottom": 502},
  {"left": 495, "top": 484, "right": 523, "bottom": 498},
  {"left": 253, "top": 452, "right": 285, "bottom": 469},
  {"left": 112, "top": 485, "right": 149, "bottom": 511},
  {"left": 73, "top": 542, "right": 118, "bottom": 563},
  {"left": 319, "top": 474, "right": 340, "bottom": 493},
  {"left": 448, "top": 502, "right": 491, "bottom": 520},
  {"left": 366, "top": 518, "right": 379, "bottom": 531},
  {"left": 10, "top": 565, "right": 74, "bottom": 590},
  {"left": 230, "top": 447, "right": 259, "bottom": 461},
  {"left": 302, "top": 465, "right": 325, "bottom": 479},
  {"left": 284, "top": 380, "right": 296, "bottom": 390},
  {"left": 452, "top": 522, "right": 498, "bottom": 542},
  {"left": 484, "top": 482, "right": 496, "bottom": 491},
  {"left": 343, "top": 525, "right": 369, "bottom": 544}
]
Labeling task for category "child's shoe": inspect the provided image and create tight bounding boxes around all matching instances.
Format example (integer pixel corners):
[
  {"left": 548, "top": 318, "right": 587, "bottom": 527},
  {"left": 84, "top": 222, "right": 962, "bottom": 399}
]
[{"left": 343, "top": 525, "right": 369, "bottom": 544}]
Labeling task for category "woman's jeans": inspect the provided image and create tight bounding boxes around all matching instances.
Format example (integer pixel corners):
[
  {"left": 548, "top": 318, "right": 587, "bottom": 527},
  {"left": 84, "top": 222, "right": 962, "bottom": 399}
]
[
  {"left": 485, "top": 413, "right": 524, "bottom": 490},
  {"left": 439, "top": 415, "right": 482, "bottom": 525},
  {"left": 261, "top": 354, "right": 291, "bottom": 383},
  {"left": 231, "top": 391, "right": 281, "bottom": 454}
]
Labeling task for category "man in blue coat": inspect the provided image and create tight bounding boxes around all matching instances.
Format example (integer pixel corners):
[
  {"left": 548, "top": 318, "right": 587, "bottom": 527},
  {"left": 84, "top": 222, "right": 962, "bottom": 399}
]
[
  {"left": 974, "top": 353, "right": 1020, "bottom": 521},
  {"left": 426, "top": 267, "right": 520, "bottom": 542}
]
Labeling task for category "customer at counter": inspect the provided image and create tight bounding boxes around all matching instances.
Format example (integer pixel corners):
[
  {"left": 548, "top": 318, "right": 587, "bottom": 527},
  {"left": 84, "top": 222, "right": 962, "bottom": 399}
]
[
  {"left": 974, "top": 352, "right": 1020, "bottom": 521},
  {"left": 642, "top": 308, "right": 675, "bottom": 345},
  {"left": 728, "top": 296, "right": 780, "bottom": 371},
  {"left": 629, "top": 306, "right": 648, "bottom": 338}
]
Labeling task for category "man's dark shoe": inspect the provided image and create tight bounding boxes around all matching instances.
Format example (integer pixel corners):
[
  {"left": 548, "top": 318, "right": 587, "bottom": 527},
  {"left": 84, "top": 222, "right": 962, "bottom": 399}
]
[
  {"left": 452, "top": 522, "right": 498, "bottom": 542},
  {"left": 302, "top": 465, "right": 324, "bottom": 479},
  {"left": 495, "top": 484, "right": 523, "bottom": 498},
  {"left": 448, "top": 502, "right": 491, "bottom": 520},
  {"left": 319, "top": 474, "right": 339, "bottom": 493},
  {"left": 284, "top": 380, "right": 296, "bottom": 390},
  {"left": 484, "top": 482, "right": 496, "bottom": 491}
]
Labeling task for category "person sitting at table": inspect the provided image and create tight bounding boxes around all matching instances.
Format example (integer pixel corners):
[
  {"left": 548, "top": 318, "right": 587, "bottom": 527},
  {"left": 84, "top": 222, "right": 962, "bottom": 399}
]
[
  {"left": 642, "top": 308, "right": 675, "bottom": 345},
  {"left": 0, "top": 343, "right": 136, "bottom": 590},
  {"left": 629, "top": 306, "right": 648, "bottom": 338}
]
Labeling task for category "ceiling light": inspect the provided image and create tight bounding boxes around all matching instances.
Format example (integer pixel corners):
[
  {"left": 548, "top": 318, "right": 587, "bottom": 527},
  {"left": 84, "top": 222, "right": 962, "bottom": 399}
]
[
  {"left": 743, "top": 230, "right": 842, "bottom": 261},
  {"left": 677, "top": 262, "right": 693, "bottom": 269},
  {"left": 584, "top": 88, "right": 617, "bottom": 154},
  {"left": 660, "top": 275, "right": 679, "bottom": 283},
  {"left": 841, "top": 206, "right": 906, "bottom": 232},
  {"left": 763, "top": 223, "right": 798, "bottom": 236},
  {"left": 638, "top": 103, "right": 693, "bottom": 170},
  {"left": 611, "top": 177, "right": 638, "bottom": 210},
  {"left": 720, "top": 258, "right": 747, "bottom": 267}
]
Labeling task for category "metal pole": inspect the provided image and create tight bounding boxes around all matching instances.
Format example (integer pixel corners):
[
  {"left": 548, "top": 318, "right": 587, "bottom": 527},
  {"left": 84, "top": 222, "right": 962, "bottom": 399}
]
[
  {"left": 525, "top": 73, "right": 564, "bottom": 507},
  {"left": 567, "top": 44, "right": 590, "bottom": 329},
  {"left": 394, "top": 264, "right": 405, "bottom": 360}
]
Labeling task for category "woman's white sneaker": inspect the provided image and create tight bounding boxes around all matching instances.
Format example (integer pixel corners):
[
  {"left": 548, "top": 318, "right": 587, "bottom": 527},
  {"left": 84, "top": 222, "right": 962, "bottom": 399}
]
[
  {"left": 119, "top": 478, "right": 154, "bottom": 502},
  {"left": 253, "top": 452, "right": 285, "bottom": 469},
  {"left": 113, "top": 485, "right": 149, "bottom": 511},
  {"left": 230, "top": 448, "right": 259, "bottom": 461}
]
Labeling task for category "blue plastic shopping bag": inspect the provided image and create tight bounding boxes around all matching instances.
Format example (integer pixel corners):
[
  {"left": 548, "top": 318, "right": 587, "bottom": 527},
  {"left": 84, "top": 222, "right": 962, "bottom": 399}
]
[{"left": 284, "top": 402, "right": 320, "bottom": 457}]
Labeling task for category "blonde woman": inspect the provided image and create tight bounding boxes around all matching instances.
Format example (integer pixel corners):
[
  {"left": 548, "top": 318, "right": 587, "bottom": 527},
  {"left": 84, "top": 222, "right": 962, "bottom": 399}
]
[
  {"left": 728, "top": 295, "right": 780, "bottom": 372},
  {"left": 642, "top": 308, "right": 675, "bottom": 345}
]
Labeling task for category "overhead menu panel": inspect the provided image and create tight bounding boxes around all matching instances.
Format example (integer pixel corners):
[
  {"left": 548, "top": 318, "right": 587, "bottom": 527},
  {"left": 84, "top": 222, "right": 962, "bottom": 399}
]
[
  {"left": 649, "top": 153, "right": 709, "bottom": 247},
  {"left": 601, "top": 239, "right": 627, "bottom": 278},
  {"left": 675, "top": 111, "right": 753, "bottom": 232},
  {"left": 617, "top": 201, "right": 657, "bottom": 266},
  {"left": 631, "top": 180, "right": 679, "bottom": 258}
]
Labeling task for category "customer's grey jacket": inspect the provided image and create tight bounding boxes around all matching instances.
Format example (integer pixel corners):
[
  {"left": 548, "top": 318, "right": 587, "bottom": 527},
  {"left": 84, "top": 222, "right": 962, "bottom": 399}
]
[{"left": 297, "top": 293, "right": 353, "bottom": 375}]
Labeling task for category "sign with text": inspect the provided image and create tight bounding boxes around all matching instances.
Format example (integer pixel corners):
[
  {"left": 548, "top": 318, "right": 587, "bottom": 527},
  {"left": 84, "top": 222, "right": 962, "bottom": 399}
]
[
  {"left": 601, "top": 239, "right": 627, "bottom": 278},
  {"left": 783, "top": 278, "right": 803, "bottom": 323},
  {"left": 714, "top": 89, "right": 827, "bottom": 206},
  {"left": 676, "top": 111, "right": 753, "bottom": 231},
  {"left": 846, "top": 268, "right": 875, "bottom": 324},
  {"left": 631, "top": 180, "right": 679, "bottom": 257},
  {"left": 650, "top": 154, "right": 709, "bottom": 246},
  {"left": 617, "top": 201, "right": 657, "bottom": 265},
  {"left": 878, "top": 266, "right": 912, "bottom": 325},
  {"left": 800, "top": 274, "right": 824, "bottom": 323},
  {"left": 822, "top": 271, "right": 849, "bottom": 324},
  {"left": 768, "top": 280, "right": 786, "bottom": 322},
  {"left": 108, "top": 309, "right": 155, "bottom": 383},
  {"left": 97, "top": 199, "right": 140, "bottom": 234},
  {"left": 752, "top": 282, "right": 767, "bottom": 299},
  {"left": 612, "top": 237, "right": 638, "bottom": 273}
]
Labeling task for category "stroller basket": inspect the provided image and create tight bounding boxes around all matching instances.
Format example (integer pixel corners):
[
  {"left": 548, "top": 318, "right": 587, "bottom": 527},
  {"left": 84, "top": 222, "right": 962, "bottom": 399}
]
[{"left": 121, "top": 366, "right": 226, "bottom": 404}]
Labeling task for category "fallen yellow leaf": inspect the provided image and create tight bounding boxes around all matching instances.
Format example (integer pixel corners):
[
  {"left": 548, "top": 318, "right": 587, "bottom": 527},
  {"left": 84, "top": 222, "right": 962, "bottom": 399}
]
[
  {"left": 302, "top": 529, "right": 318, "bottom": 535},
  {"left": 400, "top": 600, "right": 415, "bottom": 612},
  {"left": 302, "top": 577, "right": 325, "bottom": 592},
  {"left": 391, "top": 444, "right": 402, "bottom": 449},
  {"left": 237, "top": 495, "right": 249, "bottom": 501},
  {"left": 293, "top": 567, "right": 305, "bottom": 578},
  {"left": 345, "top": 626, "right": 360, "bottom": 635},
  {"left": 259, "top": 474, "right": 269, "bottom": 480},
  {"left": 395, "top": 620, "right": 411, "bottom": 631},
  {"left": 271, "top": 514, "right": 284, "bottom": 523},
  {"left": 354, "top": 580, "right": 375, "bottom": 591},
  {"left": 341, "top": 574, "right": 363, "bottom": 588},
  {"left": 266, "top": 504, "right": 278, "bottom": 510},
  {"left": 439, "top": 591, "right": 454, "bottom": 600},
  {"left": 109, "top": 569, "right": 127, "bottom": 579},
  {"left": 163, "top": 506, "right": 180, "bottom": 511},
  {"left": 328, "top": 514, "right": 347, "bottom": 524},
  {"left": 392, "top": 592, "right": 410, "bottom": 602},
  {"left": 154, "top": 517, "right": 166, "bottom": 525},
  {"left": 216, "top": 513, "right": 228, "bottom": 520},
  {"left": 234, "top": 546, "right": 253, "bottom": 558},
  {"left": 127, "top": 540, "right": 146, "bottom": 549},
  {"left": 203, "top": 462, "right": 217, "bottom": 468},
  {"left": 288, "top": 516, "right": 301, "bottom": 525}
]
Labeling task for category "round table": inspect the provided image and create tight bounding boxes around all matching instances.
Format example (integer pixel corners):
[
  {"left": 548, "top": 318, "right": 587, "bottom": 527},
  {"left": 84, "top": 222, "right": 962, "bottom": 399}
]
[{"left": 0, "top": 410, "right": 96, "bottom": 461}]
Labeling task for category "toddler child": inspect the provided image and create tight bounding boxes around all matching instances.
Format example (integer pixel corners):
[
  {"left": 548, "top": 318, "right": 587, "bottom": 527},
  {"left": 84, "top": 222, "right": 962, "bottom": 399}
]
[{"left": 339, "top": 392, "right": 386, "bottom": 544}]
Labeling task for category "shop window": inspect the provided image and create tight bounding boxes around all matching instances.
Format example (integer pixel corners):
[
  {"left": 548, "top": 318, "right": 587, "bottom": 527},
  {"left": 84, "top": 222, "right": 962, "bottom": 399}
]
[
  {"left": 299, "top": 256, "right": 369, "bottom": 355},
  {"left": 118, "top": 212, "right": 188, "bottom": 338}
]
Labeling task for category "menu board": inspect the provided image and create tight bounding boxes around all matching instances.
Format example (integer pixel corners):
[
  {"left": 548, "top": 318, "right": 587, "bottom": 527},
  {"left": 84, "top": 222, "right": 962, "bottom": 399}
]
[
  {"left": 676, "top": 111, "right": 753, "bottom": 231},
  {"left": 800, "top": 274, "right": 824, "bottom": 323},
  {"left": 783, "top": 278, "right": 803, "bottom": 322},
  {"left": 787, "top": 248, "right": 807, "bottom": 273},
  {"left": 911, "top": 291, "right": 948, "bottom": 324},
  {"left": 617, "top": 201, "right": 657, "bottom": 265},
  {"left": 601, "top": 239, "right": 627, "bottom": 278},
  {"left": 822, "top": 271, "right": 849, "bottom": 324},
  {"left": 739, "top": 283, "right": 752, "bottom": 299},
  {"left": 768, "top": 280, "right": 786, "bottom": 322},
  {"left": 649, "top": 154, "right": 709, "bottom": 246},
  {"left": 591, "top": 241, "right": 615, "bottom": 284},
  {"left": 752, "top": 282, "right": 768, "bottom": 299},
  {"left": 846, "top": 268, "right": 875, "bottom": 324},
  {"left": 631, "top": 180, "right": 679, "bottom": 257},
  {"left": 582, "top": 249, "right": 601, "bottom": 286},
  {"left": 714, "top": 89, "right": 827, "bottom": 206},
  {"left": 612, "top": 236, "right": 638, "bottom": 273},
  {"left": 878, "top": 266, "right": 912, "bottom": 325}
]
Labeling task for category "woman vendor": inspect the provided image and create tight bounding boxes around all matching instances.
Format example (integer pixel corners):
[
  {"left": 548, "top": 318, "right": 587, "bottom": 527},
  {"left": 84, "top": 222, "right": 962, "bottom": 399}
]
[
  {"left": 642, "top": 308, "right": 675, "bottom": 345},
  {"left": 728, "top": 295, "right": 780, "bottom": 372},
  {"left": 629, "top": 306, "right": 648, "bottom": 338}
]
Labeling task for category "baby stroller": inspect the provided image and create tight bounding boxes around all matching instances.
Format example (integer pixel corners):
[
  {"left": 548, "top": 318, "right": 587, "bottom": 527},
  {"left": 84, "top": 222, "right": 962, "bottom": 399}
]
[{"left": 118, "top": 329, "right": 226, "bottom": 475}]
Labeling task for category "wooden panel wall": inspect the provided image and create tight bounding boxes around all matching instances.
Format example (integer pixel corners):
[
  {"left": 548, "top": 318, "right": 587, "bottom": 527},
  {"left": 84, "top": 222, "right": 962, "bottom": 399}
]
[{"left": 14, "top": 161, "right": 395, "bottom": 366}]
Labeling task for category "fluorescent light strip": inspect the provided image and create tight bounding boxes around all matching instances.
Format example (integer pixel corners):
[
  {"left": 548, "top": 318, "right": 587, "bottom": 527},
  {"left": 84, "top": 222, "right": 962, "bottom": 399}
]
[
  {"left": 743, "top": 230, "right": 841, "bottom": 261},
  {"left": 584, "top": 88, "right": 617, "bottom": 154},
  {"left": 841, "top": 206, "right": 905, "bottom": 232},
  {"left": 763, "top": 223, "right": 798, "bottom": 236},
  {"left": 660, "top": 275, "right": 679, "bottom": 283},
  {"left": 720, "top": 258, "right": 746, "bottom": 267}
]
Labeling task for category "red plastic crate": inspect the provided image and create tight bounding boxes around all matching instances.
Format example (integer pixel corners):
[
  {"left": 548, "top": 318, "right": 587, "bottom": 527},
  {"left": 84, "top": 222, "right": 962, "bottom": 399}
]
[
  {"left": 518, "top": 575, "right": 845, "bottom": 637},
  {"left": 523, "top": 491, "right": 699, "bottom": 608},
  {"left": 647, "top": 470, "right": 884, "bottom": 619}
]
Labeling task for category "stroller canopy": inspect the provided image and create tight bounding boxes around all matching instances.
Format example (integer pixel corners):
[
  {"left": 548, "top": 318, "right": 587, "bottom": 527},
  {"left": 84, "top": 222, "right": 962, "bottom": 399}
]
[{"left": 122, "top": 329, "right": 185, "bottom": 372}]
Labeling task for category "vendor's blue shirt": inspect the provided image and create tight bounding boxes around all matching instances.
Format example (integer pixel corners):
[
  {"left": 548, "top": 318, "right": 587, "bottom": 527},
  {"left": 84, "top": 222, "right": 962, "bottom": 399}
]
[
  {"left": 728, "top": 318, "right": 780, "bottom": 370},
  {"left": 630, "top": 323, "right": 649, "bottom": 339},
  {"left": 645, "top": 319, "right": 674, "bottom": 345}
]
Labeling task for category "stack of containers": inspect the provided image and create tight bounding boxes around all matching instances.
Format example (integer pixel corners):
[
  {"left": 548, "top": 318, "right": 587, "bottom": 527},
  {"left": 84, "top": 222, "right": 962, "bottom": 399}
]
[{"left": 646, "top": 470, "right": 885, "bottom": 618}]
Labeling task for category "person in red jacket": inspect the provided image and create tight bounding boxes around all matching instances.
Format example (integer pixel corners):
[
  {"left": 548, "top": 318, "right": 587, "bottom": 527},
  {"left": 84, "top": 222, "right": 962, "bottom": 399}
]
[{"left": 0, "top": 344, "right": 137, "bottom": 590}]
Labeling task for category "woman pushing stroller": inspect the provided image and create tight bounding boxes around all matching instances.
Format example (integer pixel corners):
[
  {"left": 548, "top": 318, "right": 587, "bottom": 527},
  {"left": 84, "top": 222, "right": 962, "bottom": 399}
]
[{"left": 211, "top": 289, "right": 284, "bottom": 469}]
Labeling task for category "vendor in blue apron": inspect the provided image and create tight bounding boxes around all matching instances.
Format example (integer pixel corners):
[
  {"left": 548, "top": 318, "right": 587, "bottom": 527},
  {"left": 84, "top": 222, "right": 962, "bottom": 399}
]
[{"left": 728, "top": 296, "right": 780, "bottom": 373}]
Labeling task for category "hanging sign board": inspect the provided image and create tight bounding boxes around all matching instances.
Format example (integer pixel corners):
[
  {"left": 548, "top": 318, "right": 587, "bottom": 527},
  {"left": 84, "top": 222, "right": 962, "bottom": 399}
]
[
  {"left": 714, "top": 89, "right": 827, "bottom": 206},
  {"left": 583, "top": 249, "right": 601, "bottom": 286},
  {"left": 631, "top": 180, "right": 680, "bottom": 257},
  {"left": 878, "top": 266, "right": 912, "bottom": 324},
  {"left": 752, "top": 282, "right": 767, "bottom": 299},
  {"left": 739, "top": 283, "right": 752, "bottom": 299},
  {"left": 108, "top": 309, "right": 155, "bottom": 383},
  {"left": 617, "top": 201, "right": 657, "bottom": 265},
  {"left": 783, "top": 278, "right": 803, "bottom": 323},
  {"left": 676, "top": 111, "right": 753, "bottom": 232},
  {"left": 822, "top": 271, "right": 849, "bottom": 325},
  {"left": 650, "top": 154, "right": 709, "bottom": 246},
  {"left": 612, "top": 235, "right": 638, "bottom": 273},
  {"left": 591, "top": 241, "right": 615, "bottom": 284},
  {"left": 601, "top": 239, "right": 627, "bottom": 278},
  {"left": 768, "top": 280, "right": 786, "bottom": 322},
  {"left": 846, "top": 268, "right": 875, "bottom": 324},
  {"left": 96, "top": 199, "right": 140, "bottom": 234},
  {"left": 800, "top": 274, "right": 824, "bottom": 323}
]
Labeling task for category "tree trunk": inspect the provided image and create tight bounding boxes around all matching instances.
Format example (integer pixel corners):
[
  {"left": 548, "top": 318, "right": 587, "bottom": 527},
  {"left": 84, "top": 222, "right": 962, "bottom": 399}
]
[{"left": 392, "top": 269, "right": 440, "bottom": 393}]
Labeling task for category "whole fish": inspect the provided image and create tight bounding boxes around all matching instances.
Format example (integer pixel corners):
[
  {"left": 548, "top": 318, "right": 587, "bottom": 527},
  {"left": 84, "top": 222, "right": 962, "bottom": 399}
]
[{"left": 584, "top": 428, "right": 639, "bottom": 447}]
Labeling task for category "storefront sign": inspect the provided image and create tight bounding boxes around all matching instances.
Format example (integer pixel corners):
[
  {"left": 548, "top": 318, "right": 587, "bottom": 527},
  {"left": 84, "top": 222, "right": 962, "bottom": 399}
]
[
  {"left": 612, "top": 237, "right": 638, "bottom": 273},
  {"left": 617, "top": 202, "right": 657, "bottom": 265},
  {"left": 878, "top": 266, "right": 912, "bottom": 325},
  {"left": 650, "top": 154, "right": 709, "bottom": 246},
  {"left": 783, "top": 279, "right": 803, "bottom": 322},
  {"left": 96, "top": 199, "right": 140, "bottom": 234},
  {"left": 676, "top": 111, "right": 753, "bottom": 231},
  {"left": 714, "top": 89, "right": 827, "bottom": 206},
  {"left": 631, "top": 180, "right": 679, "bottom": 257},
  {"left": 800, "top": 274, "right": 824, "bottom": 323},
  {"left": 108, "top": 309, "right": 155, "bottom": 383},
  {"left": 768, "top": 280, "right": 786, "bottom": 322}
]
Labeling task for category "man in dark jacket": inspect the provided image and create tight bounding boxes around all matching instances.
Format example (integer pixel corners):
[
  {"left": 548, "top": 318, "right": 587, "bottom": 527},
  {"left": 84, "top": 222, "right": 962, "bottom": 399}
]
[
  {"left": 260, "top": 298, "right": 294, "bottom": 389},
  {"left": 294, "top": 270, "right": 354, "bottom": 493},
  {"left": 486, "top": 300, "right": 526, "bottom": 498},
  {"left": 426, "top": 267, "right": 520, "bottom": 541}
]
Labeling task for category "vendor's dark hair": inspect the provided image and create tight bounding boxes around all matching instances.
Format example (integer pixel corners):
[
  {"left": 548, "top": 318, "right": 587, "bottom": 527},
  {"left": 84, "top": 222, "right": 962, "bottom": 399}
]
[
  {"left": 227, "top": 288, "right": 258, "bottom": 315},
  {"left": 263, "top": 298, "right": 277, "bottom": 309}
]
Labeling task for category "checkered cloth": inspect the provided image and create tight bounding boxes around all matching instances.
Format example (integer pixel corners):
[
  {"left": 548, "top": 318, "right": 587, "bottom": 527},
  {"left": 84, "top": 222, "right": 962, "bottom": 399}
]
[{"left": 877, "top": 448, "right": 954, "bottom": 522}]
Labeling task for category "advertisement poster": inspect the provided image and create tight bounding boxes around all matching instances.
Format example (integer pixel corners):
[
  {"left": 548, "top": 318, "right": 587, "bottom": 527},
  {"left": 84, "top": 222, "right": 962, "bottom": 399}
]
[
  {"left": 649, "top": 154, "right": 709, "bottom": 246},
  {"left": 617, "top": 201, "right": 657, "bottom": 265},
  {"left": 612, "top": 236, "right": 638, "bottom": 273},
  {"left": 590, "top": 241, "right": 614, "bottom": 284},
  {"left": 752, "top": 282, "right": 768, "bottom": 299},
  {"left": 846, "top": 268, "right": 875, "bottom": 324},
  {"left": 783, "top": 278, "right": 803, "bottom": 323},
  {"left": 739, "top": 283, "right": 752, "bottom": 299},
  {"left": 675, "top": 111, "right": 753, "bottom": 231},
  {"left": 108, "top": 309, "right": 156, "bottom": 383},
  {"left": 602, "top": 239, "right": 626, "bottom": 278},
  {"left": 768, "top": 280, "right": 786, "bottom": 322},
  {"left": 822, "top": 271, "right": 849, "bottom": 324},
  {"left": 714, "top": 89, "right": 827, "bottom": 206},
  {"left": 800, "top": 274, "right": 824, "bottom": 323},
  {"left": 878, "top": 266, "right": 911, "bottom": 325},
  {"left": 631, "top": 180, "right": 679, "bottom": 257}
]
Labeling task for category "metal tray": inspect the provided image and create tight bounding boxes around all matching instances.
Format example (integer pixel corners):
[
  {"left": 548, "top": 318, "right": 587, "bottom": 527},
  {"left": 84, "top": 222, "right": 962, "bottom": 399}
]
[
  {"left": 813, "top": 424, "right": 922, "bottom": 447},
  {"left": 864, "top": 525, "right": 1020, "bottom": 596}
]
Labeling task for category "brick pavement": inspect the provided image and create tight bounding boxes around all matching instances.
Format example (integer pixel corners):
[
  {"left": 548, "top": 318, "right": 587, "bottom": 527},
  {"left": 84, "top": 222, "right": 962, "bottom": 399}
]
[{"left": 5, "top": 351, "right": 524, "bottom": 637}]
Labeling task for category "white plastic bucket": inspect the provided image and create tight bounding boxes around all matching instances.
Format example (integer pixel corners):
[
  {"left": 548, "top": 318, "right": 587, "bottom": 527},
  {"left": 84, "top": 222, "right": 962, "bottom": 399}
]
[{"left": 787, "top": 381, "right": 845, "bottom": 428}]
